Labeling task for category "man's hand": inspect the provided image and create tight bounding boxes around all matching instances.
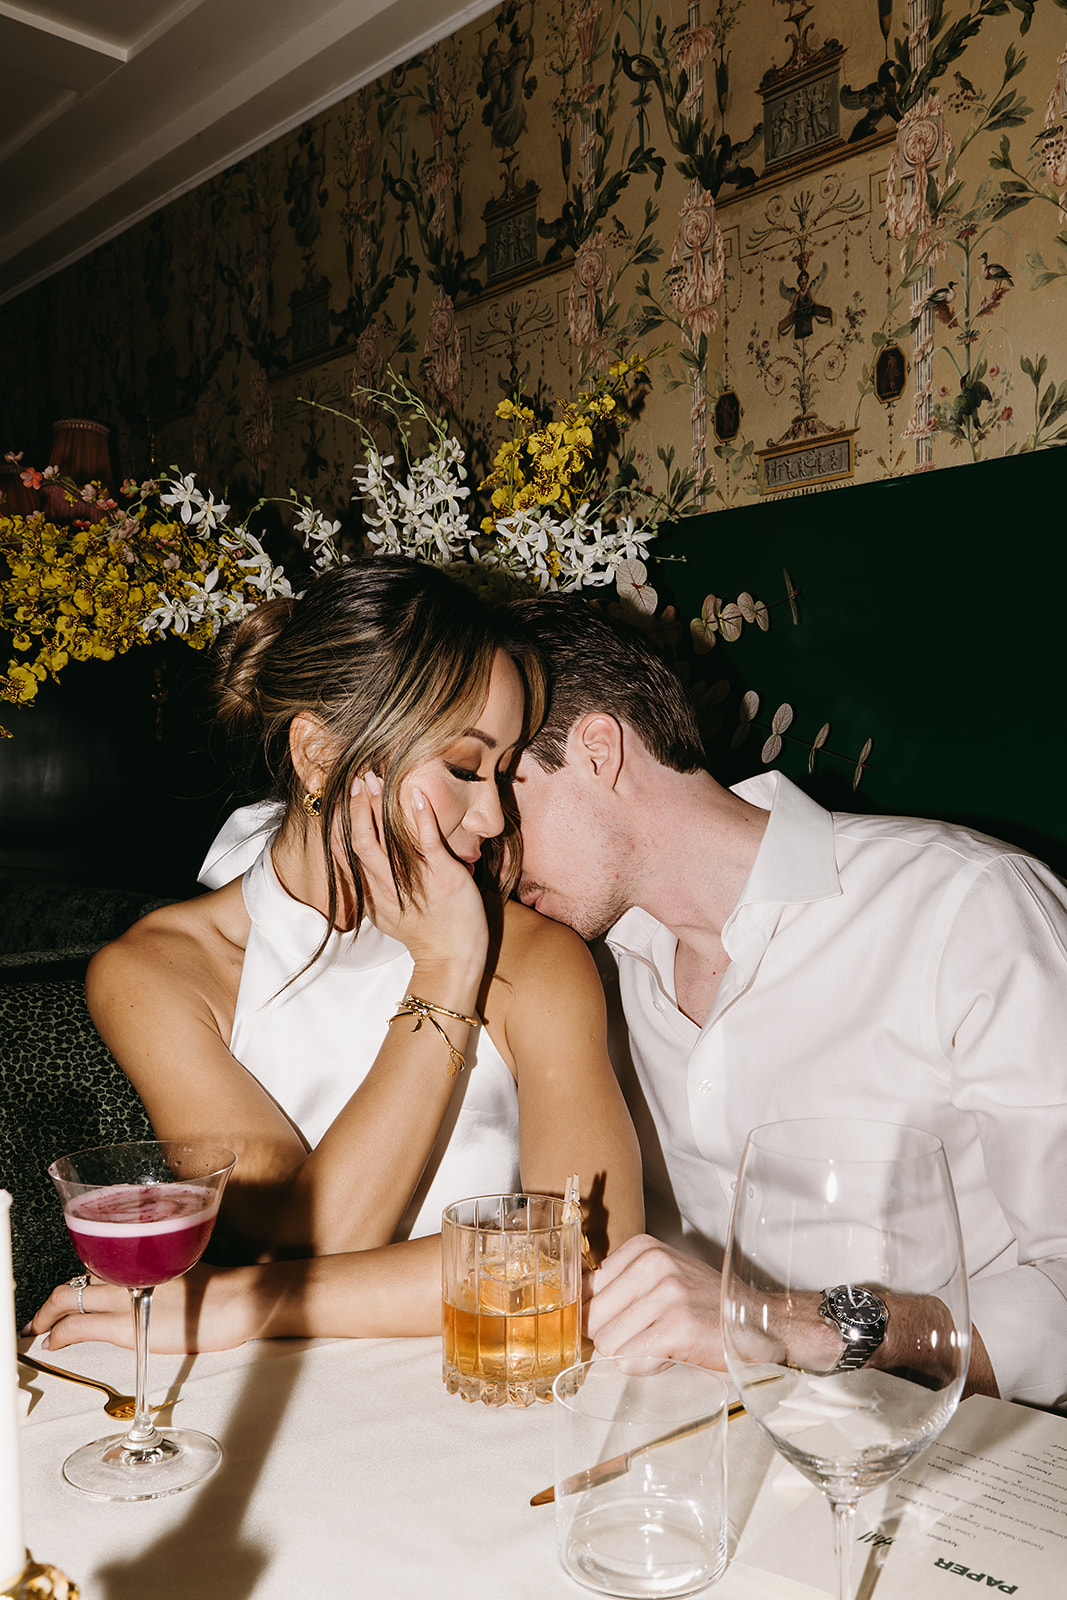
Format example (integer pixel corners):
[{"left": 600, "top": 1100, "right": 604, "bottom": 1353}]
[{"left": 585, "top": 1233, "right": 727, "bottom": 1370}]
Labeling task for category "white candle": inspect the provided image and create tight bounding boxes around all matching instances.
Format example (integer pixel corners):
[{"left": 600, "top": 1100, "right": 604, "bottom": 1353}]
[{"left": 0, "top": 1194, "right": 25, "bottom": 1587}]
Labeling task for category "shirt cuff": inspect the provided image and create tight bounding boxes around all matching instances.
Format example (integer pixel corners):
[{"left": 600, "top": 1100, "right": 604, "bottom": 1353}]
[{"left": 968, "top": 1262, "right": 1067, "bottom": 1409}]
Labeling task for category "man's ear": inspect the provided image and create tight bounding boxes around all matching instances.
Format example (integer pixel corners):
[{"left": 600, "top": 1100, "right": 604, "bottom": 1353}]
[
  {"left": 570, "top": 712, "right": 624, "bottom": 788},
  {"left": 289, "top": 712, "right": 334, "bottom": 793}
]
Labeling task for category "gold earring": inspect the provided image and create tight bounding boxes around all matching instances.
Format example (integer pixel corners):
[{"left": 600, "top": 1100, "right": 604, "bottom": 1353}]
[{"left": 302, "top": 788, "right": 323, "bottom": 818}]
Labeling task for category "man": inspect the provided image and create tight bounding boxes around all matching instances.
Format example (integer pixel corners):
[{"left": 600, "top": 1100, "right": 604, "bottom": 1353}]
[{"left": 509, "top": 595, "right": 1067, "bottom": 1410}]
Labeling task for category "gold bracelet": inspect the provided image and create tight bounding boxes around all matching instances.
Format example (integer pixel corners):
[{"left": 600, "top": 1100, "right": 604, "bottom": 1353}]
[{"left": 388, "top": 993, "right": 481, "bottom": 1078}]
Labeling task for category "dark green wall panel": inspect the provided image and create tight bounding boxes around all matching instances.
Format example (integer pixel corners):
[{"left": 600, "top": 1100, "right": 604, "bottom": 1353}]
[{"left": 657, "top": 449, "right": 1067, "bottom": 874}]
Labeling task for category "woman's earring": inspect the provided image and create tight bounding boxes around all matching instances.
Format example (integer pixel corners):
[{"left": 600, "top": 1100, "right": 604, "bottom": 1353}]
[{"left": 302, "top": 788, "right": 323, "bottom": 818}]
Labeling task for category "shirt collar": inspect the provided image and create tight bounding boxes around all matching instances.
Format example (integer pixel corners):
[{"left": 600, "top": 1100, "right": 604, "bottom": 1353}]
[
  {"left": 607, "top": 771, "right": 840, "bottom": 966},
  {"left": 730, "top": 771, "right": 840, "bottom": 907}
]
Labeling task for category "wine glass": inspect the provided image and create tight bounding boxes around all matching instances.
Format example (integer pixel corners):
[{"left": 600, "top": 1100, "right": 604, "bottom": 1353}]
[
  {"left": 48, "top": 1139, "right": 236, "bottom": 1500},
  {"left": 721, "top": 1118, "right": 969, "bottom": 1600}
]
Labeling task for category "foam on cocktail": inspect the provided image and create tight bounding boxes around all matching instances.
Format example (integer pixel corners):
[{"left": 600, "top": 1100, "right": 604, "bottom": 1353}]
[{"left": 65, "top": 1183, "right": 220, "bottom": 1287}]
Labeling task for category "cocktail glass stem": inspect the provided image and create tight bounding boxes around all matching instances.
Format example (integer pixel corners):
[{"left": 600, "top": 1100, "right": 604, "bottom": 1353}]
[
  {"left": 121, "top": 1286, "right": 162, "bottom": 1455},
  {"left": 831, "top": 1498, "right": 856, "bottom": 1600}
]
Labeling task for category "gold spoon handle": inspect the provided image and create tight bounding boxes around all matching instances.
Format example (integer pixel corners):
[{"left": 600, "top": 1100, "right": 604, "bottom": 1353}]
[{"left": 18, "top": 1352, "right": 125, "bottom": 1403}]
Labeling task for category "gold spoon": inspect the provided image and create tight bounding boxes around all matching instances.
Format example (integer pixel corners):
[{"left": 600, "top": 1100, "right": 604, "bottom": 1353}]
[{"left": 18, "top": 1353, "right": 176, "bottom": 1422}]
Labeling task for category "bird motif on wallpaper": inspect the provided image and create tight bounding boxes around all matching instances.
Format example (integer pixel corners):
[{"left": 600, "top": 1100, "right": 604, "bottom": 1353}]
[
  {"left": 1031, "top": 123, "right": 1064, "bottom": 149},
  {"left": 922, "top": 281, "right": 957, "bottom": 325},
  {"left": 975, "top": 253, "right": 1013, "bottom": 319},
  {"left": 954, "top": 71, "right": 978, "bottom": 99},
  {"left": 980, "top": 252, "right": 1013, "bottom": 286}
]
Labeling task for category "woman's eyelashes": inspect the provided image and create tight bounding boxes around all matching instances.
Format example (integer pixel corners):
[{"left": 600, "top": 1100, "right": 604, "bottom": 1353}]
[{"left": 445, "top": 749, "right": 519, "bottom": 786}]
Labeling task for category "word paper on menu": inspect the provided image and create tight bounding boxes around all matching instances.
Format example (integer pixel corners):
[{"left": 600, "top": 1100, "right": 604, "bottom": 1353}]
[{"left": 739, "top": 1396, "right": 1067, "bottom": 1598}]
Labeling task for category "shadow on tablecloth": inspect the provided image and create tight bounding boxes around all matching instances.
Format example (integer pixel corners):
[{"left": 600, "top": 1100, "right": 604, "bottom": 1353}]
[{"left": 91, "top": 1345, "right": 305, "bottom": 1600}]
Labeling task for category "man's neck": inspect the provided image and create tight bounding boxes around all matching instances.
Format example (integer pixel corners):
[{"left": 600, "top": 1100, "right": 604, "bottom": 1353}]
[
  {"left": 630, "top": 770, "right": 768, "bottom": 949},
  {"left": 625, "top": 771, "right": 769, "bottom": 1025}
]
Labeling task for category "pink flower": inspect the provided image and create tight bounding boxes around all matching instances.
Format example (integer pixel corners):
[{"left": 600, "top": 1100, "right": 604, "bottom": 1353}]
[
  {"left": 20, "top": 468, "right": 43, "bottom": 489},
  {"left": 1000, "top": 406, "right": 1013, "bottom": 423}
]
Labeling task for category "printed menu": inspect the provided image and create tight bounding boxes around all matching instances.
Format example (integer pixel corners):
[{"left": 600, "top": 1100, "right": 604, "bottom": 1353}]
[{"left": 737, "top": 1395, "right": 1067, "bottom": 1597}]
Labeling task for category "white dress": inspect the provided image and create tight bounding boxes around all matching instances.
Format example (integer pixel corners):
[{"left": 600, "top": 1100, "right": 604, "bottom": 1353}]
[{"left": 200, "top": 804, "right": 521, "bottom": 1240}]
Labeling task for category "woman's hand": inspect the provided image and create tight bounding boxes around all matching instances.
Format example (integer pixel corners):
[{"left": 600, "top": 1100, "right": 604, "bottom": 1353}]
[
  {"left": 346, "top": 772, "right": 488, "bottom": 982},
  {"left": 27, "top": 1266, "right": 250, "bottom": 1354}
]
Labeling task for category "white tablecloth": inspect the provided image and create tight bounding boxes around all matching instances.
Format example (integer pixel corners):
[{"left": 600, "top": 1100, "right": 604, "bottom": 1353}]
[{"left": 16, "top": 1334, "right": 829, "bottom": 1600}]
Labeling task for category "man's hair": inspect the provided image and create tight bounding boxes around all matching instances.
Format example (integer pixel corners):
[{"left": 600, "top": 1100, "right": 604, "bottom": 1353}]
[{"left": 509, "top": 595, "right": 706, "bottom": 774}]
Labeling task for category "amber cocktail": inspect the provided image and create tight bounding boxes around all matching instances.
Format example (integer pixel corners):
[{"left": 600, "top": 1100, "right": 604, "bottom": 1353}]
[{"left": 442, "top": 1193, "right": 581, "bottom": 1407}]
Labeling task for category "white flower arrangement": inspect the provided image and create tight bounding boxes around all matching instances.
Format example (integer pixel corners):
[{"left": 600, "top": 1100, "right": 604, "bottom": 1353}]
[{"left": 348, "top": 365, "right": 659, "bottom": 598}]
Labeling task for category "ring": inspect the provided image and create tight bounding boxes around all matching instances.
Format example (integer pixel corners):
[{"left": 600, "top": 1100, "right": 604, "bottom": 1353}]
[{"left": 68, "top": 1274, "right": 88, "bottom": 1314}]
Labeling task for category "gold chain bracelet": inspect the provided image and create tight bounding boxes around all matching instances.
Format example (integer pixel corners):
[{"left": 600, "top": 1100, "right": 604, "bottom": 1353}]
[{"left": 388, "top": 993, "right": 481, "bottom": 1078}]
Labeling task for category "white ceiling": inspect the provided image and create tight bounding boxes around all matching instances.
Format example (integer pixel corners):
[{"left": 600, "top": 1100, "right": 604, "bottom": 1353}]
[{"left": 0, "top": 0, "right": 495, "bottom": 306}]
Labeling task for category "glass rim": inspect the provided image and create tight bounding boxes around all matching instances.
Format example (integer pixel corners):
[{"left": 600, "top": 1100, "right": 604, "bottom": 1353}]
[
  {"left": 552, "top": 1355, "right": 730, "bottom": 1419},
  {"left": 48, "top": 1139, "right": 238, "bottom": 1184},
  {"left": 441, "top": 1192, "right": 577, "bottom": 1233},
  {"left": 744, "top": 1117, "right": 945, "bottom": 1164}
]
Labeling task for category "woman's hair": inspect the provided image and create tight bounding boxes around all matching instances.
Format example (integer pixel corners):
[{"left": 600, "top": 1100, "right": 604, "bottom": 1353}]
[{"left": 212, "top": 557, "right": 544, "bottom": 933}]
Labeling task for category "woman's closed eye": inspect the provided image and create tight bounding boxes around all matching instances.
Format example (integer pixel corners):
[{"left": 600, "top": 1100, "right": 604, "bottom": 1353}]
[{"left": 446, "top": 763, "right": 483, "bottom": 784}]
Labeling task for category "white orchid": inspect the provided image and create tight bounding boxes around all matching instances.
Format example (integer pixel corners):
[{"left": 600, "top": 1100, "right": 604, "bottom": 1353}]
[{"left": 160, "top": 474, "right": 205, "bottom": 525}]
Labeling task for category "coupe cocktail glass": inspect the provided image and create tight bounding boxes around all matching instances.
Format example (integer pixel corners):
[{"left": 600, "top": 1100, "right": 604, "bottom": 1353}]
[{"left": 48, "top": 1140, "right": 236, "bottom": 1500}]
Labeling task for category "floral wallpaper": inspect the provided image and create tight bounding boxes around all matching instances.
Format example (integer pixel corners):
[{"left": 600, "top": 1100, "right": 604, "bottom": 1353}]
[{"left": 2, "top": 0, "right": 1066, "bottom": 531}]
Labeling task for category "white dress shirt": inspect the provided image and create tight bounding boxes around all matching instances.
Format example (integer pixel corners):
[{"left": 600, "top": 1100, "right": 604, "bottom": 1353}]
[{"left": 607, "top": 771, "right": 1067, "bottom": 1408}]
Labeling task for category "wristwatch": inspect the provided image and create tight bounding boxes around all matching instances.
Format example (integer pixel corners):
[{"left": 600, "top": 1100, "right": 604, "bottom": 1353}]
[{"left": 818, "top": 1284, "right": 889, "bottom": 1373}]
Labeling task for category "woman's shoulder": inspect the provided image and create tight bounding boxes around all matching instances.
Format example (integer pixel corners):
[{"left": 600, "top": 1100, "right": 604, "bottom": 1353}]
[
  {"left": 489, "top": 895, "right": 599, "bottom": 994},
  {"left": 87, "top": 880, "right": 250, "bottom": 1006},
  {"left": 482, "top": 897, "right": 608, "bottom": 1069}
]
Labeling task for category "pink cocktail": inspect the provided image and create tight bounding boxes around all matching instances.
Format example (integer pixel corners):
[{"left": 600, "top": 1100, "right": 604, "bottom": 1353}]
[
  {"left": 48, "top": 1140, "right": 236, "bottom": 1500},
  {"left": 64, "top": 1183, "right": 221, "bottom": 1288}
]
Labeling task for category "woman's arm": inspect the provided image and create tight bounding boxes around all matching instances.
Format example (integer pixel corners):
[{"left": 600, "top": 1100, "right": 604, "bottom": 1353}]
[
  {"left": 29, "top": 1238, "right": 443, "bottom": 1353},
  {"left": 87, "top": 782, "right": 491, "bottom": 1262},
  {"left": 484, "top": 901, "right": 644, "bottom": 1262}
]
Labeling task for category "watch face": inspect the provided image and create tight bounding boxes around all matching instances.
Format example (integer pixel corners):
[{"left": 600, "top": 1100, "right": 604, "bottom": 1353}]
[{"left": 824, "top": 1285, "right": 886, "bottom": 1331}]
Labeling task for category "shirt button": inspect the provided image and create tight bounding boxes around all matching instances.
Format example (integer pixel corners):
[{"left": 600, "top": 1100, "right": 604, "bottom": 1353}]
[
  {"left": 653, "top": 997, "right": 664, "bottom": 1012},
  {"left": 698, "top": 1078, "right": 713, "bottom": 1094}
]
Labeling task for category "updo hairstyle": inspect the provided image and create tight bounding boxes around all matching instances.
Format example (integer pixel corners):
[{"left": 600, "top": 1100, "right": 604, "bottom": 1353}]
[{"left": 212, "top": 557, "right": 543, "bottom": 931}]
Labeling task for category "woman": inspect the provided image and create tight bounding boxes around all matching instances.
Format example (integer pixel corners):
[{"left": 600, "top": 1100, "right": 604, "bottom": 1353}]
[{"left": 31, "top": 557, "right": 642, "bottom": 1351}]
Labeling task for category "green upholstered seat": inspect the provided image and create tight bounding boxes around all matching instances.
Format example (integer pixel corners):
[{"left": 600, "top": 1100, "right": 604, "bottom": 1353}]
[{"left": 0, "top": 954, "right": 153, "bottom": 1328}]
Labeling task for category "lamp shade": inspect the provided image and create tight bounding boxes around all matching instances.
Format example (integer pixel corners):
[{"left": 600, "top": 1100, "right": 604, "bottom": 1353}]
[{"left": 43, "top": 418, "right": 112, "bottom": 522}]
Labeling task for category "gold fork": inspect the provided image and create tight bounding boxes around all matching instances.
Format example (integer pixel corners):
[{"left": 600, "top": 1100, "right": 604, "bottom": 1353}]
[{"left": 18, "top": 1353, "right": 175, "bottom": 1422}]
